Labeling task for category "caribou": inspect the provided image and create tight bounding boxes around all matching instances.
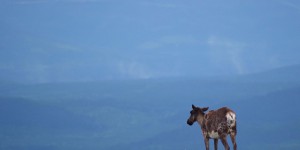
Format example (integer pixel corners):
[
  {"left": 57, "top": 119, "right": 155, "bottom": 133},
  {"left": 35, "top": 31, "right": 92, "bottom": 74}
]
[{"left": 187, "top": 104, "right": 237, "bottom": 150}]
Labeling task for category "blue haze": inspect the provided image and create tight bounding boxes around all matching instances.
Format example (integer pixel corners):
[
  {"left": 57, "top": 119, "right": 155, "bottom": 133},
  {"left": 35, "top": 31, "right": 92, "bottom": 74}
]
[
  {"left": 1, "top": 0, "right": 300, "bottom": 82},
  {"left": 1, "top": 0, "right": 300, "bottom": 150}
]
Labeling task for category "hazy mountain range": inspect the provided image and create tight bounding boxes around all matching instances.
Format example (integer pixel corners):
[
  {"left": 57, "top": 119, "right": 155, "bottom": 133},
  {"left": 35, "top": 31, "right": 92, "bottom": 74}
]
[{"left": 1, "top": 65, "right": 300, "bottom": 149}]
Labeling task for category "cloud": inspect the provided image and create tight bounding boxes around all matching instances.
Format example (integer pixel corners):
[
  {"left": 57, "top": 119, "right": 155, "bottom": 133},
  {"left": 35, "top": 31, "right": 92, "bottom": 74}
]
[
  {"left": 140, "top": 1, "right": 181, "bottom": 9},
  {"left": 138, "top": 41, "right": 163, "bottom": 50},
  {"left": 207, "top": 36, "right": 247, "bottom": 74},
  {"left": 52, "top": 43, "right": 83, "bottom": 52},
  {"left": 138, "top": 35, "right": 199, "bottom": 50},
  {"left": 117, "top": 61, "right": 154, "bottom": 79},
  {"left": 160, "top": 35, "right": 199, "bottom": 45},
  {"left": 116, "top": 60, "right": 184, "bottom": 79},
  {"left": 207, "top": 36, "right": 246, "bottom": 48}
]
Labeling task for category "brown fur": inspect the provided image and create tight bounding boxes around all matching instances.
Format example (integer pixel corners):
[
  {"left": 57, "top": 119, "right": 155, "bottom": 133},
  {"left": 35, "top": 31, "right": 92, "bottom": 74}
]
[{"left": 187, "top": 105, "right": 237, "bottom": 150}]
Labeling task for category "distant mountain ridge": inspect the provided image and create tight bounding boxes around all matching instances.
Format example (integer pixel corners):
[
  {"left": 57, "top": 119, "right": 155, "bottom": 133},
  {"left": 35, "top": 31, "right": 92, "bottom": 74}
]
[
  {"left": 234, "top": 64, "right": 300, "bottom": 83},
  {"left": 1, "top": 64, "right": 300, "bottom": 149}
]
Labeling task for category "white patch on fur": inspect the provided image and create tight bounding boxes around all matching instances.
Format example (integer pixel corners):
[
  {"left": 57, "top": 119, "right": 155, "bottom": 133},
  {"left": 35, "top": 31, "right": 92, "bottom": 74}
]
[
  {"left": 226, "top": 112, "right": 236, "bottom": 127},
  {"left": 208, "top": 131, "right": 219, "bottom": 139}
]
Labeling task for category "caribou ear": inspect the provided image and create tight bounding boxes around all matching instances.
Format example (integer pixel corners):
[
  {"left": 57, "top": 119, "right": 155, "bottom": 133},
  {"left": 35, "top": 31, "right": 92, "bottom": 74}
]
[
  {"left": 192, "top": 104, "right": 196, "bottom": 109},
  {"left": 202, "top": 107, "right": 209, "bottom": 112}
]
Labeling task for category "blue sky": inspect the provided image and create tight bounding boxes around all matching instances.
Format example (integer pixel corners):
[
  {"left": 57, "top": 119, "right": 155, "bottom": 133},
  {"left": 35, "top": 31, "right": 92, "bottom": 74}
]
[{"left": 1, "top": 0, "right": 300, "bottom": 83}]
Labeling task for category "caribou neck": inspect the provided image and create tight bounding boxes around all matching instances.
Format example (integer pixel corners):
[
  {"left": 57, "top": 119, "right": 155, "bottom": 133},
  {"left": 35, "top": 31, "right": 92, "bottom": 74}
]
[{"left": 196, "top": 113, "right": 206, "bottom": 127}]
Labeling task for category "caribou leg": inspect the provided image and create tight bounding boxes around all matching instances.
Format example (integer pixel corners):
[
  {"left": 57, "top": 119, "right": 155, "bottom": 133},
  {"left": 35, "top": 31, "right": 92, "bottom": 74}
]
[
  {"left": 230, "top": 133, "right": 237, "bottom": 150},
  {"left": 204, "top": 137, "right": 209, "bottom": 150},
  {"left": 214, "top": 139, "right": 218, "bottom": 150},
  {"left": 220, "top": 136, "right": 230, "bottom": 150}
]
